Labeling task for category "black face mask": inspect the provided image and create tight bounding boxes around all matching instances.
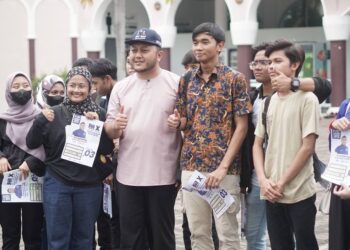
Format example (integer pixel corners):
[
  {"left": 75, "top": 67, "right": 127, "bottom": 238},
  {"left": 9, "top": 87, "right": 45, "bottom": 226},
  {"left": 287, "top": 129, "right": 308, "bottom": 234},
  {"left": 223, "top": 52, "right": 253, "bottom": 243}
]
[
  {"left": 46, "top": 95, "right": 64, "bottom": 106},
  {"left": 10, "top": 90, "right": 32, "bottom": 105}
]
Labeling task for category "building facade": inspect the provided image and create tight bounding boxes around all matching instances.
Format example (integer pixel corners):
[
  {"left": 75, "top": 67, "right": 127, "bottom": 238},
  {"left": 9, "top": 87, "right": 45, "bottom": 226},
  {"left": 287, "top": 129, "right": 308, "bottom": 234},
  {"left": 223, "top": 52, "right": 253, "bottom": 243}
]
[{"left": 0, "top": 0, "right": 349, "bottom": 111}]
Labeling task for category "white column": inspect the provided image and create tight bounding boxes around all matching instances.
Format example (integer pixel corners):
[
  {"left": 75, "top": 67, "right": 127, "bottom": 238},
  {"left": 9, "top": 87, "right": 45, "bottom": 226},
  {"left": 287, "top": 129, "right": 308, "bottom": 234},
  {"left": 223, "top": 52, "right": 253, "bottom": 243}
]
[
  {"left": 230, "top": 20, "right": 258, "bottom": 45},
  {"left": 80, "top": 28, "right": 106, "bottom": 54},
  {"left": 225, "top": 0, "right": 259, "bottom": 83},
  {"left": 215, "top": 0, "right": 227, "bottom": 30},
  {"left": 151, "top": 25, "right": 177, "bottom": 48},
  {"left": 323, "top": 15, "right": 350, "bottom": 41},
  {"left": 322, "top": 15, "right": 350, "bottom": 104},
  {"left": 139, "top": 0, "right": 181, "bottom": 48}
]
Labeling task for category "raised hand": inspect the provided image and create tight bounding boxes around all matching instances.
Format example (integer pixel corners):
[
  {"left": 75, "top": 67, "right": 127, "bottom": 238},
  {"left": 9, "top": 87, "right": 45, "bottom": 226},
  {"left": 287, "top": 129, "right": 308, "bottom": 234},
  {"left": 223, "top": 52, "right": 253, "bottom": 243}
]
[
  {"left": 42, "top": 108, "right": 55, "bottom": 122},
  {"left": 270, "top": 68, "right": 292, "bottom": 92},
  {"left": 167, "top": 109, "right": 181, "bottom": 129},
  {"left": 115, "top": 105, "right": 128, "bottom": 130}
]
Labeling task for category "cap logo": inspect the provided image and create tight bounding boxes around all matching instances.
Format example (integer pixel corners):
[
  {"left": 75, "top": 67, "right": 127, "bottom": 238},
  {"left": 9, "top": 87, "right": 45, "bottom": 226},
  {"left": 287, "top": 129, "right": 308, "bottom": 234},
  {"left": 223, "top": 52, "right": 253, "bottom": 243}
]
[
  {"left": 126, "top": 28, "right": 162, "bottom": 48},
  {"left": 135, "top": 29, "right": 147, "bottom": 40}
]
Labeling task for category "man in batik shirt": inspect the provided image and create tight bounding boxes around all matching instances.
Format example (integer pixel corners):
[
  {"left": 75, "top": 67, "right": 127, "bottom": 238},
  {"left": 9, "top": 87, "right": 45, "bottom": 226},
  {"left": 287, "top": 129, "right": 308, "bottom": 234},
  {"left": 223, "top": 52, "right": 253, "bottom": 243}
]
[{"left": 168, "top": 22, "right": 250, "bottom": 250}]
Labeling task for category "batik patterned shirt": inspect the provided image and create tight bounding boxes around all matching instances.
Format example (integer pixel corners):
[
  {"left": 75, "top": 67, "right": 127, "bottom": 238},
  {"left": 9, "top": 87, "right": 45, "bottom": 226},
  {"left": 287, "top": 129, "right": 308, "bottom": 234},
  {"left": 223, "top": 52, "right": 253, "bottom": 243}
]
[{"left": 176, "top": 64, "right": 250, "bottom": 174}]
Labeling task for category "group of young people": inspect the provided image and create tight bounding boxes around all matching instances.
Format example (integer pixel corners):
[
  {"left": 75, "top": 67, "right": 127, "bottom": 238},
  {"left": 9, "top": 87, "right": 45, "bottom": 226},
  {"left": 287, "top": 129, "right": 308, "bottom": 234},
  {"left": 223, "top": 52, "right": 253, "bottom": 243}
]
[{"left": 0, "top": 21, "right": 349, "bottom": 250}]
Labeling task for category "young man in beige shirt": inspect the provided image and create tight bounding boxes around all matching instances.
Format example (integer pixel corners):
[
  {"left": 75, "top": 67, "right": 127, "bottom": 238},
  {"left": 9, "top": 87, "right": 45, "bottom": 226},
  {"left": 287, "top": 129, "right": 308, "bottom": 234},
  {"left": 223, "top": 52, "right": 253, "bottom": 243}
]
[{"left": 253, "top": 40, "right": 319, "bottom": 250}]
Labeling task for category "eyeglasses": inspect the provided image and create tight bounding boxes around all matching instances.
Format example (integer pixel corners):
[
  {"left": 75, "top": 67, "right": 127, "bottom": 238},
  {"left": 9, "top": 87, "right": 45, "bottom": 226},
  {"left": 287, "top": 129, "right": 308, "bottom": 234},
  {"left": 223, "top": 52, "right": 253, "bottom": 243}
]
[{"left": 249, "top": 60, "right": 271, "bottom": 70}]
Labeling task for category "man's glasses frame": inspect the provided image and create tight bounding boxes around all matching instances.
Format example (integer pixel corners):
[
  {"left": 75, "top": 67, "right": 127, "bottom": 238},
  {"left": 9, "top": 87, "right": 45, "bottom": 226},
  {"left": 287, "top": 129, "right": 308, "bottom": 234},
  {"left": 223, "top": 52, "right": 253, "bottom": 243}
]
[{"left": 249, "top": 60, "right": 271, "bottom": 70}]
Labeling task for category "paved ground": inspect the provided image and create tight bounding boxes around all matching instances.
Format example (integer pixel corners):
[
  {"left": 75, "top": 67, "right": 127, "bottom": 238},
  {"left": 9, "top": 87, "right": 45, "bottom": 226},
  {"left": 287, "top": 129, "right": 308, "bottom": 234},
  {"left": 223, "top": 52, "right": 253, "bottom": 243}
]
[
  {"left": 6, "top": 118, "right": 332, "bottom": 249},
  {"left": 174, "top": 117, "right": 331, "bottom": 250}
]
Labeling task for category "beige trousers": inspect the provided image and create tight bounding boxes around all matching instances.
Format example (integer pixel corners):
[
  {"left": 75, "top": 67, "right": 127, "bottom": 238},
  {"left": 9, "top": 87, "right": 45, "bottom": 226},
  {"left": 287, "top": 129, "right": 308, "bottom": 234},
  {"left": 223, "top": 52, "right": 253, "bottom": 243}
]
[{"left": 182, "top": 171, "right": 241, "bottom": 250}]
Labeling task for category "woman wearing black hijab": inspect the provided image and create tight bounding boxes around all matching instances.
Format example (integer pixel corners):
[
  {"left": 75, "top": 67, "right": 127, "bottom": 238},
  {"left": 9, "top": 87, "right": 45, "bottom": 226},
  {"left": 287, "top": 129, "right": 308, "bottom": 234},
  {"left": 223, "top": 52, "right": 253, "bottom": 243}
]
[
  {"left": 26, "top": 67, "right": 113, "bottom": 250},
  {"left": 0, "top": 72, "right": 45, "bottom": 250}
]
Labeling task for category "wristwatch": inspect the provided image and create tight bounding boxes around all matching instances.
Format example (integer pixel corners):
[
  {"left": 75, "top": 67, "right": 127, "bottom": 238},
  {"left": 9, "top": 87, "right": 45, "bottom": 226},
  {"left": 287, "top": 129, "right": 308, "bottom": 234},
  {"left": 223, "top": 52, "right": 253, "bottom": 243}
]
[{"left": 291, "top": 77, "right": 300, "bottom": 91}]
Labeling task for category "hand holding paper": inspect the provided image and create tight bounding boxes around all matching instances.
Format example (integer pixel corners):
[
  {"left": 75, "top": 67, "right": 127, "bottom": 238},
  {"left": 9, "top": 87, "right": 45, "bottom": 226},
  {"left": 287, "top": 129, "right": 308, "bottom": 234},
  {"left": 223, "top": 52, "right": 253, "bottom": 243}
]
[{"left": 183, "top": 171, "right": 234, "bottom": 218}]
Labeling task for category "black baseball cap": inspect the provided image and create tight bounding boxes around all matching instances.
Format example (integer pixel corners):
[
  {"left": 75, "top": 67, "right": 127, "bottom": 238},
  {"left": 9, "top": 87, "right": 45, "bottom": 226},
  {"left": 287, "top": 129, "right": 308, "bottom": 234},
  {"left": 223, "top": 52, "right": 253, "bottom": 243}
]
[{"left": 125, "top": 28, "right": 162, "bottom": 48}]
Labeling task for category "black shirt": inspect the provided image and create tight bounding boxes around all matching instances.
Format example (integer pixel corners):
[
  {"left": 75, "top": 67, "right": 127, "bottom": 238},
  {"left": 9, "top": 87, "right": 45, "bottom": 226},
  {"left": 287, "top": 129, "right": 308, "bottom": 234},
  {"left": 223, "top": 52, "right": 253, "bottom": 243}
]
[
  {"left": 26, "top": 105, "right": 114, "bottom": 186},
  {"left": 0, "top": 120, "right": 45, "bottom": 176}
]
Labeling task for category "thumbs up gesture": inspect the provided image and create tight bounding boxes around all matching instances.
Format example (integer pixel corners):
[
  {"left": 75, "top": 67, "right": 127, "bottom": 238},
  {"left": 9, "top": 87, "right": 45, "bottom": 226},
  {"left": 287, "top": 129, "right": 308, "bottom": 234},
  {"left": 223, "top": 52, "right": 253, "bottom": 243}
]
[
  {"left": 42, "top": 107, "right": 55, "bottom": 122},
  {"left": 115, "top": 104, "right": 128, "bottom": 130},
  {"left": 270, "top": 67, "right": 293, "bottom": 92},
  {"left": 167, "top": 109, "right": 181, "bottom": 129}
]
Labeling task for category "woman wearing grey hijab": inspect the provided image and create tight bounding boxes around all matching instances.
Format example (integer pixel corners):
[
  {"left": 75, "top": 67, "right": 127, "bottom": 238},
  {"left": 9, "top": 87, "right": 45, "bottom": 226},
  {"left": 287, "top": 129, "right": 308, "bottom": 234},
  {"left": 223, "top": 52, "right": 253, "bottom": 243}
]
[
  {"left": 36, "top": 75, "right": 65, "bottom": 109},
  {"left": 0, "top": 72, "right": 46, "bottom": 250},
  {"left": 35, "top": 74, "right": 65, "bottom": 250},
  {"left": 26, "top": 67, "right": 114, "bottom": 250}
]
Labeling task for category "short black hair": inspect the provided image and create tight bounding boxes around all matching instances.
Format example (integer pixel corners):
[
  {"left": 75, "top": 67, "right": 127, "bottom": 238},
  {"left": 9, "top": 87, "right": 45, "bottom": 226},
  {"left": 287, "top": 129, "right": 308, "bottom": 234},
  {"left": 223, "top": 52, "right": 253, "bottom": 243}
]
[
  {"left": 89, "top": 58, "right": 117, "bottom": 80},
  {"left": 72, "top": 57, "right": 94, "bottom": 68},
  {"left": 265, "top": 39, "right": 305, "bottom": 77},
  {"left": 192, "top": 22, "right": 225, "bottom": 43},
  {"left": 181, "top": 50, "right": 198, "bottom": 66},
  {"left": 252, "top": 42, "right": 271, "bottom": 58}
]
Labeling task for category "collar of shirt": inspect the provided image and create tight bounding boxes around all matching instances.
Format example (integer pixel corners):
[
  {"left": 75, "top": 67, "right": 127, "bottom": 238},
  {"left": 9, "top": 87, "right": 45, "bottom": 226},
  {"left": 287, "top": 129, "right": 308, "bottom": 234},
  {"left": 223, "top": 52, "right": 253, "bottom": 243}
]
[
  {"left": 194, "top": 63, "right": 225, "bottom": 81},
  {"left": 258, "top": 86, "right": 266, "bottom": 99},
  {"left": 257, "top": 85, "right": 275, "bottom": 100}
]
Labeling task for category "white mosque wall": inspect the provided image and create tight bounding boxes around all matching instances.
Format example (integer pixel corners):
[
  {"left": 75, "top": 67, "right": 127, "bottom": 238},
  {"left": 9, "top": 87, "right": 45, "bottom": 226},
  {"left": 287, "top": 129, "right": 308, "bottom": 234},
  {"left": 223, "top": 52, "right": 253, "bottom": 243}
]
[
  {"left": 0, "top": 0, "right": 28, "bottom": 111},
  {"left": 35, "top": 0, "right": 71, "bottom": 78}
]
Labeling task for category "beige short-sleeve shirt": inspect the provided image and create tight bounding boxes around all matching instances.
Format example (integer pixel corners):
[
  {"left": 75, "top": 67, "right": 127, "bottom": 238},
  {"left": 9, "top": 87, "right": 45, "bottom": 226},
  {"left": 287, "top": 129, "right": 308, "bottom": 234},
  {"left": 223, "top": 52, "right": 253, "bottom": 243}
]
[{"left": 255, "top": 91, "right": 319, "bottom": 203}]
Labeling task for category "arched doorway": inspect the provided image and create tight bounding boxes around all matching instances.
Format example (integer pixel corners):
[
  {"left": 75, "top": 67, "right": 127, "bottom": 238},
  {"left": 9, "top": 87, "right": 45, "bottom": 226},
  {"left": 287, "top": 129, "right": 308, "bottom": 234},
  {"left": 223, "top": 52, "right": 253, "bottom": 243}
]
[{"left": 100, "top": 0, "right": 149, "bottom": 65}]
